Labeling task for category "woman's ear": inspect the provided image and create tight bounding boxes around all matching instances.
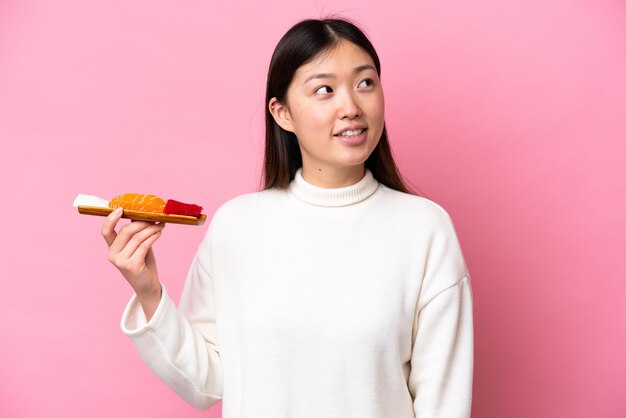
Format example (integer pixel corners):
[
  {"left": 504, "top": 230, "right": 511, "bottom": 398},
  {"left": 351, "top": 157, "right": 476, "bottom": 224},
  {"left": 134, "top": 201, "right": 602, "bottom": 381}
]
[{"left": 269, "top": 98, "right": 295, "bottom": 133}]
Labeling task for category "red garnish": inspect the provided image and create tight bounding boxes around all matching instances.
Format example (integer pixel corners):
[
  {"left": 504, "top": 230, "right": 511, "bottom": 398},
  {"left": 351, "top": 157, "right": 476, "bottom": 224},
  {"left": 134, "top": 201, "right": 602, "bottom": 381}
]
[{"left": 163, "top": 199, "right": 203, "bottom": 217}]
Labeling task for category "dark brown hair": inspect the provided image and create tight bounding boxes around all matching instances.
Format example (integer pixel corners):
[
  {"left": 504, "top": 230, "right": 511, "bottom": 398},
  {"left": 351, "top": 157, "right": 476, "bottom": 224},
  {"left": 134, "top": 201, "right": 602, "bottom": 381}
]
[{"left": 261, "top": 17, "right": 423, "bottom": 196}]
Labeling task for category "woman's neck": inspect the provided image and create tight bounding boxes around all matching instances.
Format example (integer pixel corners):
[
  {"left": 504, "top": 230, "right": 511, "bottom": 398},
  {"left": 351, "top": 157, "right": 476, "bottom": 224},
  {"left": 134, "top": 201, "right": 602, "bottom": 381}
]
[
  {"left": 289, "top": 166, "right": 379, "bottom": 207},
  {"left": 300, "top": 164, "right": 366, "bottom": 189}
]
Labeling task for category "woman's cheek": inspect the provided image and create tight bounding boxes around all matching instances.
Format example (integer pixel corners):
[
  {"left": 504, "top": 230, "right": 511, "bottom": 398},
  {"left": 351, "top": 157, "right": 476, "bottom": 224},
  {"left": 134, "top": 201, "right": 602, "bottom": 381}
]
[
  {"left": 306, "top": 110, "right": 330, "bottom": 131},
  {"left": 372, "top": 92, "right": 385, "bottom": 114}
]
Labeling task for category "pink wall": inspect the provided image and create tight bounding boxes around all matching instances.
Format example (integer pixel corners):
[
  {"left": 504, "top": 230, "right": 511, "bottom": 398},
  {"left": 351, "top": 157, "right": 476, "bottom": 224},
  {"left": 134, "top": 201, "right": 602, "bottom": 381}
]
[{"left": 1, "top": 1, "right": 624, "bottom": 417}]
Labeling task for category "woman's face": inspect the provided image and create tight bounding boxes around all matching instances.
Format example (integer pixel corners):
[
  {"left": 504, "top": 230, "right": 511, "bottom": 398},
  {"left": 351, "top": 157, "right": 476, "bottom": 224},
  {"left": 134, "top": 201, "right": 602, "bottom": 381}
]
[{"left": 270, "top": 40, "right": 385, "bottom": 181}]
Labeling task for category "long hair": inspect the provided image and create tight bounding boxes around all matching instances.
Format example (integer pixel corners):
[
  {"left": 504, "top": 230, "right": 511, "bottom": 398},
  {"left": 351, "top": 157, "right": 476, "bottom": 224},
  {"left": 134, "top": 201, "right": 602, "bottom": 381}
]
[{"left": 262, "top": 17, "right": 423, "bottom": 196}]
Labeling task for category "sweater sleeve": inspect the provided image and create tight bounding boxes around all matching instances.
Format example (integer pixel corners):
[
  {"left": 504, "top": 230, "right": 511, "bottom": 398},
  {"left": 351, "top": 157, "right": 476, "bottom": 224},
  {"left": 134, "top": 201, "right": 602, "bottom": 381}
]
[
  {"left": 408, "top": 210, "right": 474, "bottom": 417},
  {"left": 120, "top": 221, "right": 223, "bottom": 410}
]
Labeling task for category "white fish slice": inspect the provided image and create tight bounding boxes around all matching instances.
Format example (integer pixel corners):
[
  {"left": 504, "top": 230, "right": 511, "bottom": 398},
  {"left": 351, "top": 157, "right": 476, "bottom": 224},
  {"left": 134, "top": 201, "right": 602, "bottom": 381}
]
[{"left": 73, "top": 193, "right": 110, "bottom": 208}]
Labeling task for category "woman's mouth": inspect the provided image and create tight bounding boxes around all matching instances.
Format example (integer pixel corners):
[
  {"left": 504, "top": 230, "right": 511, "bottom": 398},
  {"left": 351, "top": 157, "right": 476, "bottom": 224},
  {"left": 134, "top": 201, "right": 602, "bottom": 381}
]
[{"left": 333, "top": 128, "right": 368, "bottom": 145}]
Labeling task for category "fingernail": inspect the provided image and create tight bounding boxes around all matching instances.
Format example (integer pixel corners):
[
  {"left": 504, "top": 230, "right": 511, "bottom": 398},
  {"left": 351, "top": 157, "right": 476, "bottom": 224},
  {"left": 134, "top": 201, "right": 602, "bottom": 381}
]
[{"left": 113, "top": 207, "right": 122, "bottom": 215}]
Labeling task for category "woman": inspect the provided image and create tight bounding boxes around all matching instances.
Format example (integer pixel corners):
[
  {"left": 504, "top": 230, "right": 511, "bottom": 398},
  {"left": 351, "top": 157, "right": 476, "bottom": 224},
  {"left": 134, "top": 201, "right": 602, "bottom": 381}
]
[{"left": 102, "top": 17, "right": 474, "bottom": 418}]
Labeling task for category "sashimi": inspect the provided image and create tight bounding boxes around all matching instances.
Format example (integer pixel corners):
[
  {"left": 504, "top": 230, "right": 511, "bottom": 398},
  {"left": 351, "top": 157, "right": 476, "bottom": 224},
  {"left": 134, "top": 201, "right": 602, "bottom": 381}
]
[
  {"left": 73, "top": 193, "right": 110, "bottom": 208},
  {"left": 163, "top": 199, "right": 203, "bottom": 217},
  {"left": 109, "top": 193, "right": 166, "bottom": 213}
]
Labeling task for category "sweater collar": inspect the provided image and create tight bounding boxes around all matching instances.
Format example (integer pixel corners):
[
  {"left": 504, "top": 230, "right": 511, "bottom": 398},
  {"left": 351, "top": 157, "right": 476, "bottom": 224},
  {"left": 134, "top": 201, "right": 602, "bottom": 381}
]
[{"left": 288, "top": 167, "right": 379, "bottom": 207}]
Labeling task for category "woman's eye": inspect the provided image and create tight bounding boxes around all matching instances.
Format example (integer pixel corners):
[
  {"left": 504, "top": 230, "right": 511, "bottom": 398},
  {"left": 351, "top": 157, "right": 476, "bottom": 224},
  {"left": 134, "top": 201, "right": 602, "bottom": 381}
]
[
  {"left": 315, "top": 86, "right": 333, "bottom": 95},
  {"left": 358, "top": 78, "right": 374, "bottom": 88}
]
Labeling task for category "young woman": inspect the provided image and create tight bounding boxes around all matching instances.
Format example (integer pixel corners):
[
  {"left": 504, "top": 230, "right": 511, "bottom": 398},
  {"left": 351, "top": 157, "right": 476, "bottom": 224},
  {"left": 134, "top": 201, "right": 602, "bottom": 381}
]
[{"left": 102, "top": 17, "right": 474, "bottom": 418}]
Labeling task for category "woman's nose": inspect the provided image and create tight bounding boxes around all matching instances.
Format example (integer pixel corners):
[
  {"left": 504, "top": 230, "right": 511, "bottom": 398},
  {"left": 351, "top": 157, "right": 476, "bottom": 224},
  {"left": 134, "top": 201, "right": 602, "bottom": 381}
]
[{"left": 338, "top": 91, "right": 362, "bottom": 119}]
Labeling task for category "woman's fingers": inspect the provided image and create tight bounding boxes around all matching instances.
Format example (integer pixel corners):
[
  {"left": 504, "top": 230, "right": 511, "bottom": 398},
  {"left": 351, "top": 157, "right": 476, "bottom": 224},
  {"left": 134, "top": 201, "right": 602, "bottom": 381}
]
[
  {"left": 108, "top": 220, "right": 156, "bottom": 255},
  {"left": 118, "top": 223, "right": 165, "bottom": 261},
  {"left": 129, "top": 229, "right": 163, "bottom": 264},
  {"left": 101, "top": 207, "right": 123, "bottom": 247}
]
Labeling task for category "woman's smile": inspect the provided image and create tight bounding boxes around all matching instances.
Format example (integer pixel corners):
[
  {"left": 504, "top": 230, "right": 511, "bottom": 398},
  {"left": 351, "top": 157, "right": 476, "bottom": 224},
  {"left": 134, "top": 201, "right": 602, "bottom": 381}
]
[{"left": 333, "top": 127, "right": 368, "bottom": 145}]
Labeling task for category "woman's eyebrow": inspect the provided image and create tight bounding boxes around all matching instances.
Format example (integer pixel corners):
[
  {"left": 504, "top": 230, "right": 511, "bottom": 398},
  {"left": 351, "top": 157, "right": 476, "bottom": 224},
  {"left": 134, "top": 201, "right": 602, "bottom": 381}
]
[{"left": 304, "top": 64, "right": 376, "bottom": 84}]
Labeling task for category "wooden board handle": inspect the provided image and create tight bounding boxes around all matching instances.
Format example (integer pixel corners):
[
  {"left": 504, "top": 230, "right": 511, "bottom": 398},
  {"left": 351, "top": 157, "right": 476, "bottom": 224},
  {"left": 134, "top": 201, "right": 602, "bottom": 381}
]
[{"left": 77, "top": 206, "right": 206, "bottom": 225}]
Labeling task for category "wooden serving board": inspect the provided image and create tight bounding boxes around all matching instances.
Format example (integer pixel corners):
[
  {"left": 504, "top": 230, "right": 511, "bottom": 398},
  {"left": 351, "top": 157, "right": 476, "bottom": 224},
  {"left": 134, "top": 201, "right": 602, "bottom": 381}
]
[{"left": 77, "top": 206, "right": 206, "bottom": 225}]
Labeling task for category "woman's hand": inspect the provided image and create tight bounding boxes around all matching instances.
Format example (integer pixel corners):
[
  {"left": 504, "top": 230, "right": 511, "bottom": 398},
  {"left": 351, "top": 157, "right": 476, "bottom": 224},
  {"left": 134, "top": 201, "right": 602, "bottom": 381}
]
[{"left": 101, "top": 207, "right": 166, "bottom": 321}]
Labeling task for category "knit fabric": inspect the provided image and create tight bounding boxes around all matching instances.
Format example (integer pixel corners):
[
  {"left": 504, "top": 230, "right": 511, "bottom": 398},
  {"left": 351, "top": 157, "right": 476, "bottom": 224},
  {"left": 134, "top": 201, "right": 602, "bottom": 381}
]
[{"left": 121, "top": 167, "right": 474, "bottom": 417}]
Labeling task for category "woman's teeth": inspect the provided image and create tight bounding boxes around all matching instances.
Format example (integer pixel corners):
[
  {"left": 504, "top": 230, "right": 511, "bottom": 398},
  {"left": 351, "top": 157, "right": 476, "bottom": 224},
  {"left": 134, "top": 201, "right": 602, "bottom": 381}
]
[{"left": 336, "top": 129, "right": 364, "bottom": 137}]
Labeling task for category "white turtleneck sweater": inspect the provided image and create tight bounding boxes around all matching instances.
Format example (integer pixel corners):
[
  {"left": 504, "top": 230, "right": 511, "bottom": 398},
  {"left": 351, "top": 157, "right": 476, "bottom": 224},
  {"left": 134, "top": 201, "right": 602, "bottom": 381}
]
[{"left": 121, "top": 168, "right": 474, "bottom": 418}]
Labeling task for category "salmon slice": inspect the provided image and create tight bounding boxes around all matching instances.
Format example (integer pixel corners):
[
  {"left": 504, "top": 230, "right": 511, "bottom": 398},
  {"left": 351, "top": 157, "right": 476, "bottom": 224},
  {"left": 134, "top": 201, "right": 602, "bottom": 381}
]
[{"left": 108, "top": 193, "right": 166, "bottom": 213}]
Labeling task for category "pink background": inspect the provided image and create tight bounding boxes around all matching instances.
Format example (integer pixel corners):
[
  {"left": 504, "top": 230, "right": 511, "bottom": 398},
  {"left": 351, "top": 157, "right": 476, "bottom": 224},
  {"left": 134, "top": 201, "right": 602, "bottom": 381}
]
[{"left": 1, "top": 1, "right": 624, "bottom": 417}]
